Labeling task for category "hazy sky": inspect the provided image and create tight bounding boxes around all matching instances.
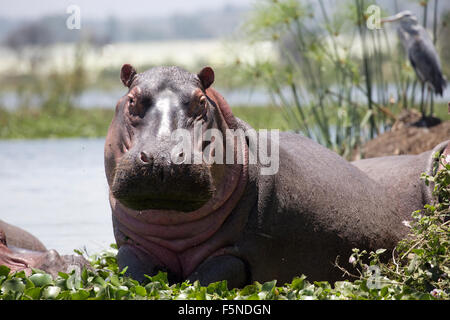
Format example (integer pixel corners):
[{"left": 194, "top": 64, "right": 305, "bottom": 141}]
[{"left": 0, "top": 0, "right": 253, "bottom": 19}]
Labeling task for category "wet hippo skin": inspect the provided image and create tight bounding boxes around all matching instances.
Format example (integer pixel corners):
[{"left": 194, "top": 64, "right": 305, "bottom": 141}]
[
  {"left": 0, "top": 220, "right": 89, "bottom": 277},
  {"left": 105, "top": 64, "right": 449, "bottom": 287},
  {"left": 0, "top": 220, "right": 46, "bottom": 252}
]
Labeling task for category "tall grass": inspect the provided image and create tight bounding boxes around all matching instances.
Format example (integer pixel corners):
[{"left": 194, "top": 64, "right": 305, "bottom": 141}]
[
  {"left": 3, "top": 42, "right": 88, "bottom": 115},
  {"left": 238, "top": 0, "right": 445, "bottom": 158}
]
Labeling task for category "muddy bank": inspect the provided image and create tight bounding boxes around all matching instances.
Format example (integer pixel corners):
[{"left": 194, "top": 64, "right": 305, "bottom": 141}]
[{"left": 355, "top": 110, "right": 450, "bottom": 159}]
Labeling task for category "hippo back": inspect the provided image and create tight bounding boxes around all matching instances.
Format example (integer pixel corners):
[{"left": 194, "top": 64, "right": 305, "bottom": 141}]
[
  {"left": 352, "top": 140, "right": 449, "bottom": 219},
  {"left": 235, "top": 130, "right": 412, "bottom": 283}
]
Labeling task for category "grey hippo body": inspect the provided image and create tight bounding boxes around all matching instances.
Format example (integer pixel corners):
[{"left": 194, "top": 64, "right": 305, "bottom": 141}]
[
  {"left": 105, "top": 64, "right": 449, "bottom": 288},
  {"left": 0, "top": 220, "right": 88, "bottom": 277}
]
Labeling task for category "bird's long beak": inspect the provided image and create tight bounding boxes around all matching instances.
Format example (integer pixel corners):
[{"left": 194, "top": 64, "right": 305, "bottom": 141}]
[
  {"left": 380, "top": 10, "right": 411, "bottom": 24},
  {"left": 380, "top": 13, "right": 403, "bottom": 24}
]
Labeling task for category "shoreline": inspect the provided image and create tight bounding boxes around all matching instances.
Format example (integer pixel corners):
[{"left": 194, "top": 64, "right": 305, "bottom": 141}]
[
  {"left": 0, "top": 106, "right": 289, "bottom": 140},
  {"left": 1, "top": 104, "right": 448, "bottom": 150}
]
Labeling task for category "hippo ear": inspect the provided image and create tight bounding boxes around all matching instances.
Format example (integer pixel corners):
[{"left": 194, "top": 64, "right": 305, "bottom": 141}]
[
  {"left": 120, "top": 64, "right": 137, "bottom": 87},
  {"left": 197, "top": 66, "right": 214, "bottom": 90}
]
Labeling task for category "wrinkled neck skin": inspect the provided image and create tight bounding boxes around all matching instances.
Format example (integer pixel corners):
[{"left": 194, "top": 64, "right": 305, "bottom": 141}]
[
  {"left": 0, "top": 226, "right": 42, "bottom": 275},
  {"left": 109, "top": 88, "right": 249, "bottom": 278},
  {"left": 0, "top": 243, "right": 53, "bottom": 276}
]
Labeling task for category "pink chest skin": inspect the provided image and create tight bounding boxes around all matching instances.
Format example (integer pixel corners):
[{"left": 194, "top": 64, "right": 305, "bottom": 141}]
[{"left": 111, "top": 159, "right": 248, "bottom": 277}]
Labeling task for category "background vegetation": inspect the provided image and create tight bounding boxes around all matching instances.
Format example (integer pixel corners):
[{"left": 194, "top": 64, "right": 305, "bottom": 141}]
[
  {"left": 230, "top": 0, "right": 449, "bottom": 158},
  {"left": 0, "top": 0, "right": 448, "bottom": 160}
]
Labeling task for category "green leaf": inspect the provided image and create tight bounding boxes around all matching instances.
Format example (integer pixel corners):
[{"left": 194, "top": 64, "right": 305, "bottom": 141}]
[
  {"left": 93, "top": 276, "right": 106, "bottom": 287},
  {"left": 206, "top": 280, "right": 228, "bottom": 296},
  {"left": 12, "top": 270, "right": 26, "bottom": 279},
  {"left": 195, "top": 287, "right": 207, "bottom": 300},
  {"left": 58, "top": 272, "right": 69, "bottom": 280},
  {"left": 290, "top": 275, "right": 307, "bottom": 290},
  {"left": 24, "top": 287, "right": 42, "bottom": 300},
  {"left": 2, "top": 279, "right": 25, "bottom": 294},
  {"left": 134, "top": 285, "right": 147, "bottom": 297},
  {"left": 81, "top": 268, "right": 88, "bottom": 282},
  {"left": 245, "top": 293, "right": 260, "bottom": 300},
  {"left": 119, "top": 266, "right": 128, "bottom": 275},
  {"left": 55, "top": 278, "right": 68, "bottom": 290},
  {"left": 116, "top": 286, "right": 129, "bottom": 300},
  {"left": 29, "top": 273, "right": 53, "bottom": 287},
  {"left": 150, "top": 271, "right": 168, "bottom": 285},
  {"left": 23, "top": 277, "right": 35, "bottom": 290},
  {"left": 42, "top": 286, "right": 61, "bottom": 299},
  {"left": 0, "top": 265, "right": 11, "bottom": 277},
  {"left": 261, "top": 280, "right": 277, "bottom": 292},
  {"left": 109, "top": 274, "right": 121, "bottom": 287},
  {"left": 31, "top": 268, "right": 46, "bottom": 274},
  {"left": 145, "top": 281, "right": 162, "bottom": 295},
  {"left": 73, "top": 249, "right": 84, "bottom": 256},
  {"left": 239, "top": 284, "right": 259, "bottom": 296},
  {"left": 71, "top": 289, "right": 90, "bottom": 300}
]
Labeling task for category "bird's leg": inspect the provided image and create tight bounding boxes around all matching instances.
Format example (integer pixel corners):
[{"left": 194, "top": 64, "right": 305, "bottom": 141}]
[
  {"left": 409, "top": 79, "right": 417, "bottom": 109},
  {"left": 420, "top": 82, "right": 425, "bottom": 118},
  {"left": 429, "top": 88, "right": 434, "bottom": 117},
  {"left": 424, "top": 85, "right": 429, "bottom": 117}
]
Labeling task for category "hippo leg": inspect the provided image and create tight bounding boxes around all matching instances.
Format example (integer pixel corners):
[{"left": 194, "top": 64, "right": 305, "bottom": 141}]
[
  {"left": 187, "top": 255, "right": 248, "bottom": 289},
  {"left": 117, "top": 245, "right": 175, "bottom": 283}
]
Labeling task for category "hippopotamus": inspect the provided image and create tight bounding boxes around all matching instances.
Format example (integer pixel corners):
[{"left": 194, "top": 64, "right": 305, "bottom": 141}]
[
  {"left": 0, "top": 220, "right": 88, "bottom": 277},
  {"left": 105, "top": 64, "right": 449, "bottom": 288}
]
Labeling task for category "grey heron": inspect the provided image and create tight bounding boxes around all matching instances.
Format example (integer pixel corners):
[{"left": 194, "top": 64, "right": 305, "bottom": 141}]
[{"left": 381, "top": 10, "right": 446, "bottom": 117}]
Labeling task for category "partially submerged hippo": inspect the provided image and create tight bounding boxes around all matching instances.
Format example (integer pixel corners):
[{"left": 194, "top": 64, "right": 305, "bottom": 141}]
[
  {"left": 0, "top": 220, "right": 88, "bottom": 277},
  {"left": 105, "top": 64, "right": 449, "bottom": 287}
]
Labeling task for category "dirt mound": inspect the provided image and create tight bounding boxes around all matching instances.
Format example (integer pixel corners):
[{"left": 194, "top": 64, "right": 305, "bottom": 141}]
[{"left": 355, "top": 109, "right": 450, "bottom": 159}]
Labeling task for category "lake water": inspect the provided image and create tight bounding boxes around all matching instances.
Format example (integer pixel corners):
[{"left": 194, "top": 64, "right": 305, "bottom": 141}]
[
  {"left": 0, "top": 88, "right": 274, "bottom": 110},
  {"left": 2, "top": 84, "right": 449, "bottom": 111},
  {"left": 0, "top": 138, "right": 114, "bottom": 255}
]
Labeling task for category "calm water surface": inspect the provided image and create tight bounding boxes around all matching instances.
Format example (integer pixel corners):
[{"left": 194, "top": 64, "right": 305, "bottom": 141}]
[
  {"left": 2, "top": 84, "right": 449, "bottom": 110},
  {"left": 0, "top": 138, "right": 114, "bottom": 255}
]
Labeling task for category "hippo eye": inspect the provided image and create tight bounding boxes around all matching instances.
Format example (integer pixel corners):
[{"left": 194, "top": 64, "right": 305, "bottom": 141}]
[
  {"left": 129, "top": 97, "right": 135, "bottom": 107},
  {"left": 127, "top": 95, "right": 142, "bottom": 118}
]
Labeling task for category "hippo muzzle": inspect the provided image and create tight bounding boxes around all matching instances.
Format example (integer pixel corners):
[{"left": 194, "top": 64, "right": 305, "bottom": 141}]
[{"left": 110, "top": 136, "right": 215, "bottom": 212}]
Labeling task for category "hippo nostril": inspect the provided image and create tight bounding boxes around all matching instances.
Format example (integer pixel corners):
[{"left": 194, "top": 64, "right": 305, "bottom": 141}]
[{"left": 140, "top": 152, "right": 153, "bottom": 165}]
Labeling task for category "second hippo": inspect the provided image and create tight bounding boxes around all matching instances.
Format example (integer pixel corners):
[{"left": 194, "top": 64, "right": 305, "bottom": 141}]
[{"left": 0, "top": 220, "right": 88, "bottom": 277}]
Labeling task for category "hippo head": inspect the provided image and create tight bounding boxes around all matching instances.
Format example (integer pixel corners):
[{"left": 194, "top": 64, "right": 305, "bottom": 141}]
[{"left": 105, "top": 65, "right": 240, "bottom": 212}]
